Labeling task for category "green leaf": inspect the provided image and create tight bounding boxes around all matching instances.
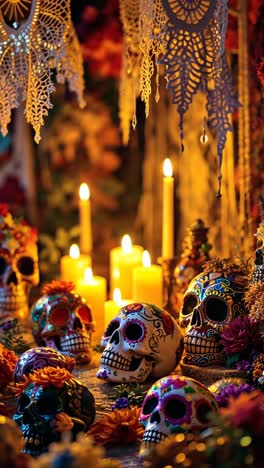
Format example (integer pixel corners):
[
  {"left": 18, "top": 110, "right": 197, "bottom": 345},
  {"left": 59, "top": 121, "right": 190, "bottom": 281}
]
[{"left": 226, "top": 352, "right": 240, "bottom": 368}]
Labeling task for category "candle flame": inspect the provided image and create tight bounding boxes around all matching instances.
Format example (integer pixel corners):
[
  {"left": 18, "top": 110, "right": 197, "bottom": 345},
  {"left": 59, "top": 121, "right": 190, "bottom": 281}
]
[
  {"left": 113, "top": 288, "right": 122, "bottom": 305},
  {"left": 121, "top": 234, "right": 132, "bottom": 253},
  {"left": 163, "top": 158, "right": 173, "bottom": 177},
  {"left": 84, "top": 267, "right": 93, "bottom": 283},
  {"left": 79, "top": 183, "right": 90, "bottom": 201},
  {"left": 69, "top": 244, "right": 80, "bottom": 259},
  {"left": 142, "top": 250, "right": 151, "bottom": 267}
]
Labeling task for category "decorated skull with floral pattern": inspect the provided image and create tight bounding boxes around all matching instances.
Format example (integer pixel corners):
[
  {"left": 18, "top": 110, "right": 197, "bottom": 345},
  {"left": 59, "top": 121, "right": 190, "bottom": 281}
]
[
  {"left": 97, "top": 303, "right": 183, "bottom": 383},
  {"left": 14, "top": 347, "right": 75, "bottom": 383},
  {"left": 0, "top": 205, "right": 39, "bottom": 322},
  {"left": 13, "top": 367, "right": 95, "bottom": 456},
  {"left": 179, "top": 268, "right": 247, "bottom": 366},
  {"left": 31, "top": 281, "right": 94, "bottom": 364},
  {"left": 139, "top": 374, "right": 218, "bottom": 458}
]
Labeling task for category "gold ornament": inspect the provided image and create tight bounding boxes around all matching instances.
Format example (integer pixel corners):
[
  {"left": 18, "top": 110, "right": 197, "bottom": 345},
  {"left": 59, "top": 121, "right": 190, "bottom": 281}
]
[{"left": 0, "top": 0, "right": 85, "bottom": 143}]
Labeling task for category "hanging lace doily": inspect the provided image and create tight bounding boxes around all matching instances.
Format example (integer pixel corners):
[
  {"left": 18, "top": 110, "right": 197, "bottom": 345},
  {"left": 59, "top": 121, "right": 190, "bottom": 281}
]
[
  {"left": 119, "top": 0, "right": 240, "bottom": 195},
  {"left": 0, "top": 0, "right": 85, "bottom": 143}
]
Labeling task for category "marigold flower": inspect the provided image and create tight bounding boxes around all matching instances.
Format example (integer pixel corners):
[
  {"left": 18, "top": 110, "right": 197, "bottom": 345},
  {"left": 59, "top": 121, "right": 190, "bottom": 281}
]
[
  {"left": 42, "top": 280, "right": 76, "bottom": 295},
  {"left": 0, "top": 344, "right": 18, "bottom": 390},
  {"left": 88, "top": 407, "right": 144, "bottom": 446},
  {"left": 15, "top": 366, "right": 73, "bottom": 396},
  {"left": 54, "top": 412, "right": 74, "bottom": 432}
]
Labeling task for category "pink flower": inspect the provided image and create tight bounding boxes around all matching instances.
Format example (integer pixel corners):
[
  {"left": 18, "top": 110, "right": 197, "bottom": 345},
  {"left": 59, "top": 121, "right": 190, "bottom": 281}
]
[{"left": 220, "top": 316, "right": 263, "bottom": 355}]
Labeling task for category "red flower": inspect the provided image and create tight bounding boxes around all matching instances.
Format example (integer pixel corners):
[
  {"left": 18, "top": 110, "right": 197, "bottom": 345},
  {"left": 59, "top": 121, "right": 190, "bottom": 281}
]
[
  {"left": 161, "top": 311, "right": 174, "bottom": 335},
  {"left": 0, "top": 203, "right": 9, "bottom": 216},
  {"left": 220, "top": 316, "right": 263, "bottom": 356}
]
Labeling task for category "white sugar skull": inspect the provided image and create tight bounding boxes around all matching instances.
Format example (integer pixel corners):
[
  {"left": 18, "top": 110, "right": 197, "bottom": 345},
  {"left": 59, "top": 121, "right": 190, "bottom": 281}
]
[
  {"left": 179, "top": 270, "right": 247, "bottom": 366},
  {"left": 139, "top": 374, "right": 218, "bottom": 458},
  {"left": 97, "top": 303, "right": 183, "bottom": 383},
  {"left": 31, "top": 282, "right": 94, "bottom": 364},
  {"left": 0, "top": 207, "right": 39, "bottom": 322}
]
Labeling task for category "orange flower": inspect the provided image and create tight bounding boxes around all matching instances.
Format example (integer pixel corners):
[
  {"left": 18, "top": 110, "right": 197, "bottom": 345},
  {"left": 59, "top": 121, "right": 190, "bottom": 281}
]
[
  {"left": 15, "top": 366, "right": 73, "bottom": 396},
  {"left": 0, "top": 355, "right": 13, "bottom": 389},
  {"left": 42, "top": 280, "right": 76, "bottom": 295},
  {"left": 88, "top": 407, "right": 144, "bottom": 447},
  {"left": 54, "top": 412, "right": 74, "bottom": 432},
  {"left": 0, "top": 344, "right": 18, "bottom": 389}
]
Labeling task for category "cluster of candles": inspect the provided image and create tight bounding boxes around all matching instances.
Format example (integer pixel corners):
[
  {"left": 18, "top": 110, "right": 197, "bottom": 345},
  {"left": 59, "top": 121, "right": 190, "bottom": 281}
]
[{"left": 60, "top": 158, "right": 174, "bottom": 342}]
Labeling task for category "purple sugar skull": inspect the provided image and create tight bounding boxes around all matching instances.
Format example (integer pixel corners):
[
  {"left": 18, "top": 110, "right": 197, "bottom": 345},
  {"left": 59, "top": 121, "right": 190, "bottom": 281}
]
[
  {"left": 14, "top": 347, "right": 75, "bottom": 383},
  {"left": 139, "top": 374, "right": 218, "bottom": 458}
]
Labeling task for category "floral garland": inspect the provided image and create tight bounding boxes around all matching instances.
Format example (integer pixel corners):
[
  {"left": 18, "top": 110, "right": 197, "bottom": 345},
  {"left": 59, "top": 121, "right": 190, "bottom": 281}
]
[{"left": 0, "top": 203, "right": 37, "bottom": 247}]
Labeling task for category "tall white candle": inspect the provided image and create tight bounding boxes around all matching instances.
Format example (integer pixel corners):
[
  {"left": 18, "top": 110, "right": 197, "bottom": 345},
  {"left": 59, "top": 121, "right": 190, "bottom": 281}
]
[
  {"left": 162, "top": 158, "right": 174, "bottom": 258},
  {"left": 79, "top": 183, "right": 92, "bottom": 254}
]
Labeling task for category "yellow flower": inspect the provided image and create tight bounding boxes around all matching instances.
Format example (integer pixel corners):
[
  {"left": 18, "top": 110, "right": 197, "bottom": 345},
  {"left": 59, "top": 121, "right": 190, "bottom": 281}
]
[{"left": 88, "top": 407, "right": 144, "bottom": 447}]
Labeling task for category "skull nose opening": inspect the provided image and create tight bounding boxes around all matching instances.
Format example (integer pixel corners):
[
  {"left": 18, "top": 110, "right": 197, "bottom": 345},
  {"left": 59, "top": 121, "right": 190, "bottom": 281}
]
[
  {"left": 23, "top": 408, "right": 35, "bottom": 425},
  {"left": 7, "top": 271, "right": 18, "bottom": 286},
  {"left": 150, "top": 410, "right": 161, "bottom": 424},
  {"left": 73, "top": 317, "right": 83, "bottom": 330},
  {"left": 109, "top": 330, "right": 120, "bottom": 345},
  {"left": 190, "top": 308, "right": 202, "bottom": 327}
]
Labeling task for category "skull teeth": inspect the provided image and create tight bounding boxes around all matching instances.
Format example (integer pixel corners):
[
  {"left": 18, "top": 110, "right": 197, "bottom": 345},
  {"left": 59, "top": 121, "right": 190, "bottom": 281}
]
[
  {"left": 101, "top": 350, "right": 131, "bottom": 371},
  {"left": 143, "top": 429, "right": 167, "bottom": 443},
  {"left": 61, "top": 335, "right": 90, "bottom": 353},
  {"left": 184, "top": 336, "right": 219, "bottom": 354}
]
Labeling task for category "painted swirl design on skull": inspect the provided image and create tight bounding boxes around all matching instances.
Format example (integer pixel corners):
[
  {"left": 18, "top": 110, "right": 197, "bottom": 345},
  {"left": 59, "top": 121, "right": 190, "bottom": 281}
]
[
  {"left": 97, "top": 302, "right": 183, "bottom": 383},
  {"left": 31, "top": 282, "right": 94, "bottom": 364},
  {"left": 139, "top": 374, "right": 218, "bottom": 458},
  {"left": 179, "top": 271, "right": 247, "bottom": 366}
]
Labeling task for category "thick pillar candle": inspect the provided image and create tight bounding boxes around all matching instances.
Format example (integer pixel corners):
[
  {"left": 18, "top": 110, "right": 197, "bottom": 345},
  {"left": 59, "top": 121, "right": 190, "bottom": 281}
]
[
  {"left": 79, "top": 183, "right": 92, "bottom": 254},
  {"left": 132, "top": 250, "right": 162, "bottom": 306},
  {"left": 77, "top": 268, "right": 107, "bottom": 344},
  {"left": 104, "top": 288, "right": 132, "bottom": 328},
  {"left": 61, "top": 244, "right": 91, "bottom": 283},
  {"left": 110, "top": 234, "right": 143, "bottom": 298},
  {"left": 162, "top": 158, "right": 174, "bottom": 258}
]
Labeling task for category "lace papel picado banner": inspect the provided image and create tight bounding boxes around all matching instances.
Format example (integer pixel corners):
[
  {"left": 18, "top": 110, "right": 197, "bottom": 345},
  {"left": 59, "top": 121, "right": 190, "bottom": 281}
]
[
  {"left": 0, "top": 0, "right": 85, "bottom": 143},
  {"left": 119, "top": 0, "right": 240, "bottom": 196}
]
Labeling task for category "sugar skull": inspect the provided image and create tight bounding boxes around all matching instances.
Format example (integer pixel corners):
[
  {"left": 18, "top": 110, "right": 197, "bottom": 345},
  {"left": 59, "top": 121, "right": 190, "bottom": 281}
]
[
  {"left": 0, "top": 205, "right": 39, "bottom": 322},
  {"left": 13, "top": 366, "right": 95, "bottom": 456},
  {"left": 14, "top": 347, "right": 75, "bottom": 383},
  {"left": 179, "top": 267, "right": 247, "bottom": 366},
  {"left": 31, "top": 281, "right": 94, "bottom": 364},
  {"left": 97, "top": 303, "right": 183, "bottom": 383},
  {"left": 139, "top": 374, "right": 218, "bottom": 458}
]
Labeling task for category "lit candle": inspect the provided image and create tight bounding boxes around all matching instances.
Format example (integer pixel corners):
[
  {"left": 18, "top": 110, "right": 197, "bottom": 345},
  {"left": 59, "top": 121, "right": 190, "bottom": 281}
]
[
  {"left": 132, "top": 250, "right": 162, "bottom": 306},
  {"left": 162, "top": 158, "right": 174, "bottom": 258},
  {"left": 77, "top": 268, "right": 107, "bottom": 344},
  {"left": 104, "top": 288, "right": 132, "bottom": 328},
  {"left": 60, "top": 244, "right": 91, "bottom": 283},
  {"left": 110, "top": 234, "right": 144, "bottom": 298},
  {"left": 79, "top": 183, "right": 92, "bottom": 254}
]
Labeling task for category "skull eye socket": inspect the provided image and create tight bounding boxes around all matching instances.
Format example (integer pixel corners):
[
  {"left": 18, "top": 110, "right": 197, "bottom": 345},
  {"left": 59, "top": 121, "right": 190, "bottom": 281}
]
[
  {"left": 17, "top": 256, "right": 34, "bottom": 275},
  {"left": 124, "top": 320, "right": 146, "bottom": 343},
  {"left": 195, "top": 400, "right": 212, "bottom": 424},
  {"left": 77, "top": 305, "right": 92, "bottom": 324},
  {"left": 0, "top": 256, "right": 7, "bottom": 275},
  {"left": 37, "top": 393, "right": 59, "bottom": 415},
  {"left": 18, "top": 394, "right": 30, "bottom": 413},
  {"left": 182, "top": 294, "right": 198, "bottom": 316},
  {"left": 142, "top": 396, "right": 159, "bottom": 416},
  {"left": 205, "top": 297, "right": 228, "bottom": 322},
  {"left": 50, "top": 306, "right": 70, "bottom": 326},
  {"left": 104, "top": 319, "right": 120, "bottom": 337},
  {"left": 164, "top": 396, "right": 187, "bottom": 423}
]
